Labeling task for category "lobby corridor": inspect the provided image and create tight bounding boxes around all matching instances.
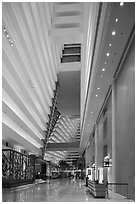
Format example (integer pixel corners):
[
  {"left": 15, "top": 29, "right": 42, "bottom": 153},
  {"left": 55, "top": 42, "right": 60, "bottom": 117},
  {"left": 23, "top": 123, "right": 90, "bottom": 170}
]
[
  {"left": 2, "top": 179, "right": 132, "bottom": 202},
  {"left": 2, "top": 2, "right": 135, "bottom": 202}
]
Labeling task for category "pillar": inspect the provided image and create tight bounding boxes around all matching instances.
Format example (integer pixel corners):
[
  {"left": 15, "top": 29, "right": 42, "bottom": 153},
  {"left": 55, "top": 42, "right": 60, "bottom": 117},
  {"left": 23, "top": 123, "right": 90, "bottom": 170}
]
[
  {"left": 112, "top": 81, "right": 116, "bottom": 193},
  {"left": 29, "top": 155, "right": 36, "bottom": 181},
  {"left": 46, "top": 161, "right": 50, "bottom": 183},
  {"left": 95, "top": 124, "right": 98, "bottom": 180}
]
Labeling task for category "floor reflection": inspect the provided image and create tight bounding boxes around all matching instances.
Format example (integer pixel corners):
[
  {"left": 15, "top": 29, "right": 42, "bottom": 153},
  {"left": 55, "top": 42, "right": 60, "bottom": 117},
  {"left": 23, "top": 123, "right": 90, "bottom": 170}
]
[{"left": 2, "top": 178, "right": 132, "bottom": 202}]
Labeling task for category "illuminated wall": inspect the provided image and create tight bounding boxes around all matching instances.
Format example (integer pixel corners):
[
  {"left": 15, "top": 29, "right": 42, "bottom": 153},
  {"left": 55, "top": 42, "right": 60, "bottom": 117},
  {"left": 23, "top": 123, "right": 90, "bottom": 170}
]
[{"left": 115, "top": 37, "right": 135, "bottom": 200}]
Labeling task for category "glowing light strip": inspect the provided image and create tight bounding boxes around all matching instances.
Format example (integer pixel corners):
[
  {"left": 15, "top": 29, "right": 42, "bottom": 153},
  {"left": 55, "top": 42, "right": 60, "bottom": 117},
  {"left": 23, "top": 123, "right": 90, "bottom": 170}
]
[
  {"left": 2, "top": 112, "right": 42, "bottom": 148},
  {"left": 30, "top": 3, "right": 56, "bottom": 88},
  {"left": 55, "top": 127, "right": 68, "bottom": 142},
  {"left": 3, "top": 4, "right": 52, "bottom": 113},
  {"left": 2, "top": 21, "right": 49, "bottom": 124},
  {"left": 3, "top": 89, "right": 44, "bottom": 140},
  {"left": 54, "top": 131, "right": 66, "bottom": 142},
  {"left": 2, "top": 62, "right": 45, "bottom": 130},
  {"left": 12, "top": 3, "right": 53, "bottom": 109}
]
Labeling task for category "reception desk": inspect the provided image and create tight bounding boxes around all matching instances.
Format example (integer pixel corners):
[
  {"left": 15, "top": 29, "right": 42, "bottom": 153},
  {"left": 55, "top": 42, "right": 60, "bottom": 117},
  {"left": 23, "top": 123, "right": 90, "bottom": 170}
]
[{"left": 88, "top": 181, "right": 106, "bottom": 198}]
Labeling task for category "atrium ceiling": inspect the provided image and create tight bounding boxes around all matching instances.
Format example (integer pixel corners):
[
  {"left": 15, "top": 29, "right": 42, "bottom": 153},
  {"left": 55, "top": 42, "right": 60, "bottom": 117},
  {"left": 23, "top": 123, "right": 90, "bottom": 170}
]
[{"left": 2, "top": 2, "right": 135, "bottom": 164}]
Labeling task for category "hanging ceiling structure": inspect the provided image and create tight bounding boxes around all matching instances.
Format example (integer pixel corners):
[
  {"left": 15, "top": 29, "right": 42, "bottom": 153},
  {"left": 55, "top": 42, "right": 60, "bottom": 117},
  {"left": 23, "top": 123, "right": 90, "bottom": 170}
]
[{"left": 2, "top": 2, "right": 135, "bottom": 164}]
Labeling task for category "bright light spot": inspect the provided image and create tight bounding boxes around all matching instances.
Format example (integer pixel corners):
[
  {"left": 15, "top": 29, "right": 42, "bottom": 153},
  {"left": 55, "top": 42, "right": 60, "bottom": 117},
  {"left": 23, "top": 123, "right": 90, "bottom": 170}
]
[
  {"left": 115, "top": 18, "right": 119, "bottom": 22},
  {"left": 120, "top": 2, "right": 124, "bottom": 6},
  {"left": 97, "top": 87, "right": 100, "bottom": 90},
  {"left": 106, "top": 52, "right": 110, "bottom": 56},
  {"left": 112, "top": 31, "right": 116, "bottom": 36},
  {"left": 96, "top": 94, "right": 98, "bottom": 97},
  {"left": 109, "top": 43, "right": 112, "bottom": 47},
  {"left": 102, "top": 68, "right": 105, "bottom": 72}
]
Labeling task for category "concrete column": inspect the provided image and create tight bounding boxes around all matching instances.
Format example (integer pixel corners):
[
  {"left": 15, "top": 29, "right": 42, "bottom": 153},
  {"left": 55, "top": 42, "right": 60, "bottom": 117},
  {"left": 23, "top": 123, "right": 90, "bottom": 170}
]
[
  {"left": 29, "top": 155, "right": 36, "bottom": 181},
  {"left": 46, "top": 162, "right": 50, "bottom": 183},
  {"left": 95, "top": 124, "right": 98, "bottom": 180},
  {"left": 112, "top": 81, "right": 116, "bottom": 193}
]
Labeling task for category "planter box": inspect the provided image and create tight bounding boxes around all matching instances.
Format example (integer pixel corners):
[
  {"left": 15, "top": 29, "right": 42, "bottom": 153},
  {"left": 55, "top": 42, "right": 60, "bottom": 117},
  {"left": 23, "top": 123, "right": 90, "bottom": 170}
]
[{"left": 88, "top": 181, "right": 106, "bottom": 198}]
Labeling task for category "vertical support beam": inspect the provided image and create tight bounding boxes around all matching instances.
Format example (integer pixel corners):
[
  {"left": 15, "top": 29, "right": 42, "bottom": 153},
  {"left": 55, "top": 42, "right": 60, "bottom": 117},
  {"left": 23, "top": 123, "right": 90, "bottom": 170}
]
[
  {"left": 29, "top": 155, "right": 36, "bottom": 181},
  {"left": 95, "top": 124, "right": 98, "bottom": 180},
  {"left": 112, "top": 80, "right": 116, "bottom": 193},
  {"left": 46, "top": 161, "right": 50, "bottom": 183}
]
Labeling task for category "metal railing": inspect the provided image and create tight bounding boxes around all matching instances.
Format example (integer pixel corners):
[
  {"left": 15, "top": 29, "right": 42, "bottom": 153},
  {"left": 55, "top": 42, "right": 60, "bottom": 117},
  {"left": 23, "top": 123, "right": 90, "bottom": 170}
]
[{"left": 2, "top": 149, "right": 35, "bottom": 187}]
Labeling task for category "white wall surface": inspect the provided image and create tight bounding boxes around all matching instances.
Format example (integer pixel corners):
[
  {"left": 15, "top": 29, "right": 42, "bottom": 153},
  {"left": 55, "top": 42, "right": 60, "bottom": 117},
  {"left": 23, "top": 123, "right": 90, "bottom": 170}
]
[{"left": 115, "top": 37, "right": 135, "bottom": 200}]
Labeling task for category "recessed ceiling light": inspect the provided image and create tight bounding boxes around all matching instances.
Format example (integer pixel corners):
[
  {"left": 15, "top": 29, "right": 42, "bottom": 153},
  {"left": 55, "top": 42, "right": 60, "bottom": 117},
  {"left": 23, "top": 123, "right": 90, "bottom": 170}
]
[
  {"left": 106, "top": 52, "right": 110, "bottom": 56},
  {"left": 109, "top": 43, "right": 112, "bottom": 47},
  {"left": 96, "top": 94, "right": 98, "bottom": 97},
  {"left": 112, "top": 31, "right": 116, "bottom": 36},
  {"left": 120, "top": 2, "right": 124, "bottom": 6},
  {"left": 3, "top": 27, "right": 6, "bottom": 32},
  {"left": 115, "top": 18, "right": 119, "bottom": 22},
  {"left": 97, "top": 87, "right": 100, "bottom": 90},
  {"left": 102, "top": 68, "right": 105, "bottom": 72}
]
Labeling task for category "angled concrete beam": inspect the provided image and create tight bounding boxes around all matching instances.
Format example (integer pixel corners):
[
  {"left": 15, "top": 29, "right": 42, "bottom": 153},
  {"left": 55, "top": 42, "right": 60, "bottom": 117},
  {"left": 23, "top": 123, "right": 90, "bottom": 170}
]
[
  {"left": 55, "top": 3, "right": 82, "bottom": 13},
  {"left": 46, "top": 141, "right": 80, "bottom": 151},
  {"left": 52, "top": 16, "right": 82, "bottom": 25},
  {"left": 49, "top": 27, "right": 82, "bottom": 37}
]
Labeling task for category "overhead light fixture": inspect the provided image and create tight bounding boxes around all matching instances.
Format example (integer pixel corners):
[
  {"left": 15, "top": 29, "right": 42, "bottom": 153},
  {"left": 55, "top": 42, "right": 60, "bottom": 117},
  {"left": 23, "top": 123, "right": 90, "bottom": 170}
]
[
  {"left": 3, "top": 27, "right": 6, "bottom": 32},
  {"left": 91, "top": 163, "right": 95, "bottom": 170},
  {"left": 3, "top": 25, "right": 14, "bottom": 47},
  {"left": 103, "top": 156, "right": 112, "bottom": 167},
  {"left": 102, "top": 68, "right": 105, "bottom": 72},
  {"left": 97, "top": 87, "right": 100, "bottom": 90},
  {"left": 120, "top": 2, "right": 124, "bottom": 6},
  {"left": 109, "top": 43, "right": 112, "bottom": 47},
  {"left": 115, "top": 18, "right": 119, "bottom": 22},
  {"left": 96, "top": 94, "right": 98, "bottom": 97},
  {"left": 106, "top": 52, "right": 110, "bottom": 56},
  {"left": 112, "top": 31, "right": 116, "bottom": 36},
  {"left": 29, "top": 80, "right": 35, "bottom": 89}
]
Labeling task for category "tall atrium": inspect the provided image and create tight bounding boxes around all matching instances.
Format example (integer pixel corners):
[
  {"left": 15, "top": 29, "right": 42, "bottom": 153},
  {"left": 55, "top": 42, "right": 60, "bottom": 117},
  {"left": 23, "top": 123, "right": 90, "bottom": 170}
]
[{"left": 2, "top": 2, "right": 135, "bottom": 202}]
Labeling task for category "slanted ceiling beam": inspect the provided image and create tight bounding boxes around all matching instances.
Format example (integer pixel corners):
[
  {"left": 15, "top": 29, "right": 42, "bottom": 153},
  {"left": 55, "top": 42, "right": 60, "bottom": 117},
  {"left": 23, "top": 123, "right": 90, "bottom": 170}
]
[
  {"left": 52, "top": 16, "right": 82, "bottom": 25},
  {"left": 55, "top": 3, "right": 82, "bottom": 13},
  {"left": 49, "top": 27, "right": 82, "bottom": 37},
  {"left": 47, "top": 142, "right": 80, "bottom": 151}
]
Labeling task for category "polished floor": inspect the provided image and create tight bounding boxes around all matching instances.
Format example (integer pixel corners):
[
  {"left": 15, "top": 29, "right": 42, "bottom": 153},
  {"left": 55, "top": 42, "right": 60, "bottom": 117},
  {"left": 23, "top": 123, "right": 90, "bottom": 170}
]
[{"left": 2, "top": 179, "right": 133, "bottom": 202}]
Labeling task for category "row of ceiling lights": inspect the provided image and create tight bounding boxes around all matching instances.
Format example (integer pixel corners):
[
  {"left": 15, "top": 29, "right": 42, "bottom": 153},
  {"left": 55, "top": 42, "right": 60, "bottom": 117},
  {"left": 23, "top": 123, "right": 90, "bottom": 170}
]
[
  {"left": 3, "top": 26, "right": 13, "bottom": 47},
  {"left": 87, "top": 2, "right": 124, "bottom": 128}
]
